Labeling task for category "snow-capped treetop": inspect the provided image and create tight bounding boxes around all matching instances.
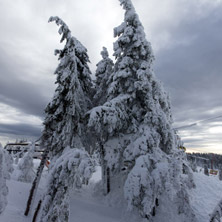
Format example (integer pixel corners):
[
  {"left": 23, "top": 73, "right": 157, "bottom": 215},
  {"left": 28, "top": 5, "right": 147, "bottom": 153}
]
[
  {"left": 42, "top": 16, "right": 93, "bottom": 160},
  {"left": 94, "top": 47, "right": 114, "bottom": 106},
  {"left": 101, "top": 47, "right": 109, "bottom": 59},
  {"left": 48, "top": 16, "right": 71, "bottom": 44},
  {"left": 95, "top": 47, "right": 113, "bottom": 85},
  {"left": 89, "top": 0, "right": 173, "bottom": 156},
  {"left": 49, "top": 16, "right": 92, "bottom": 98},
  {"left": 111, "top": 0, "right": 154, "bottom": 98}
]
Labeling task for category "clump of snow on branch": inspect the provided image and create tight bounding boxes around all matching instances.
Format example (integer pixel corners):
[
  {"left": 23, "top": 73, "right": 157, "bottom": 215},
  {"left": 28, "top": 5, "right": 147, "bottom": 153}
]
[{"left": 124, "top": 148, "right": 196, "bottom": 220}]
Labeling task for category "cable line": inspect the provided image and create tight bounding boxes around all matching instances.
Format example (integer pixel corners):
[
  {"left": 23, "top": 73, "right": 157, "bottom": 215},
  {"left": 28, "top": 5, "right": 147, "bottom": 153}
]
[{"left": 173, "top": 115, "right": 222, "bottom": 130}]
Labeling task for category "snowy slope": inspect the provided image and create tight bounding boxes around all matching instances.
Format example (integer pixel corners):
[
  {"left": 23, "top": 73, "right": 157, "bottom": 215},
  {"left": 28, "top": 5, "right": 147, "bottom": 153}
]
[
  {"left": 1, "top": 164, "right": 222, "bottom": 222},
  {"left": 189, "top": 170, "right": 222, "bottom": 222}
]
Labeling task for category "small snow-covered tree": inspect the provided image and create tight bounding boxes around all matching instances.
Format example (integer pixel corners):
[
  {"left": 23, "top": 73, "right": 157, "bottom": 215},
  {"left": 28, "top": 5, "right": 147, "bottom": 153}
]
[
  {"left": 38, "top": 148, "right": 94, "bottom": 222},
  {"left": 16, "top": 143, "right": 35, "bottom": 183},
  {"left": 0, "top": 143, "right": 14, "bottom": 180},
  {"left": 3, "top": 152, "right": 14, "bottom": 178},
  {"left": 42, "top": 16, "right": 93, "bottom": 162},
  {"left": 88, "top": 0, "right": 196, "bottom": 220},
  {"left": 204, "top": 165, "right": 209, "bottom": 176},
  {"left": 0, "top": 148, "right": 8, "bottom": 214},
  {"left": 94, "top": 47, "right": 114, "bottom": 106},
  {"left": 190, "top": 159, "right": 197, "bottom": 172}
]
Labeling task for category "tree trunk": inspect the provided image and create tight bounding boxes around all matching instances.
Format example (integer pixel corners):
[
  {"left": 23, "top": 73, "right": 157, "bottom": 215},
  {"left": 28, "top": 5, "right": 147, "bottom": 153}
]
[
  {"left": 106, "top": 167, "right": 110, "bottom": 193},
  {"left": 24, "top": 149, "right": 48, "bottom": 216}
]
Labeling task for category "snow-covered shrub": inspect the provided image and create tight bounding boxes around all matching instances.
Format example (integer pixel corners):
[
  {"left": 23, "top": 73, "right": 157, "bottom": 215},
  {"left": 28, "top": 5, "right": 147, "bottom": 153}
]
[
  {"left": 1, "top": 147, "right": 14, "bottom": 180},
  {"left": 204, "top": 165, "right": 209, "bottom": 176},
  {"left": 0, "top": 148, "right": 8, "bottom": 214},
  {"left": 124, "top": 148, "right": 195, "bottom": 220},
  {"left": 190, "top": 160, "right": 197, "bottom": 172},
  {"left": 16, "top": 145, "right": 35, "bottom": 183},
  {"left": 14, "top": 152, "right": 20, "bottom": 165},
  {"left": 39, "top": 148, "right": 95, "bottom": 222},
  {"left": 0, "top": 143, "right": 14, "bottom": 179}
]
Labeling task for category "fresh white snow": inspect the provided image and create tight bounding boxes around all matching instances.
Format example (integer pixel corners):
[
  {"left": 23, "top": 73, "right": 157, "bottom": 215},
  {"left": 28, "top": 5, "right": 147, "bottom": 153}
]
[
  {"left": 1, "top": 163, "right": 222, "bottom": 222},
  {"left": 189, "top": 169, "right": 222, "bottom": 222}
]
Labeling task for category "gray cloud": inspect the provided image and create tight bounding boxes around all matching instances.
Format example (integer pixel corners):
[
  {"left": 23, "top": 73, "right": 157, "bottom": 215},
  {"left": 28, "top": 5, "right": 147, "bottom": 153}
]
[
  {"left": 154, "top": 4, "right": 222, "bottom": 122},
  {"left": 0, "top": 123, "right": 41, "bottom": 137},
  {"left": 152, "top": 3, "right": 222, "bottom": 152},
  {"left": 0, "top": 47, "right": 51, "bottom": 118}
]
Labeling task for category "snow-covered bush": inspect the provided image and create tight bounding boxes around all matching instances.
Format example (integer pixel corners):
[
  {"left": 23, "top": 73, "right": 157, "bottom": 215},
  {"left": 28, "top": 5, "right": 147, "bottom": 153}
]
[
  {"left": 190, "top": 160, "right": 197, "bottom": 172},
  {"left": 204, "top": 165, "right": 209, "bottom": 176},
  {"left": 0, "top": 148, "right": 8, "bottom": 214},
  {"left": 14, "top": 152, "right": 20, "bottom": 165},
  {"left": 39, "top": 148, "right": 95, "bottom": 222},
  {"left": 16, "top": 144, "right": 35, "bottom": 183},
  {"left": 124, "top": 148, "right": 195, "bottom": 220},
  {"left": 3, "top": 150, "right": 14, "bottom": 180}
]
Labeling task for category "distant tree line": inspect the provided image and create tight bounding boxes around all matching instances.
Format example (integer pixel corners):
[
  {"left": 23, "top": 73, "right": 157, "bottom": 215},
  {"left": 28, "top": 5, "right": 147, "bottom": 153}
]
[{"left": 187, "top": 152, "right": 222, "bottom": 169}]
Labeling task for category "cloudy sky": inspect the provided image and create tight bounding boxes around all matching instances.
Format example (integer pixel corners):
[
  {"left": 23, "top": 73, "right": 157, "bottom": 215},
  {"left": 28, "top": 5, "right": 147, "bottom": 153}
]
[{"left": 0, "top": 0, "right": 221, "bottom": 153}]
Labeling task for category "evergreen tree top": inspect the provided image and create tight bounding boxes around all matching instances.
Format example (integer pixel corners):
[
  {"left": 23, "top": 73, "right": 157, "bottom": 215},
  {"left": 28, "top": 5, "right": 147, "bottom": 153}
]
[
  {"left": 113, "top": 0, "right": 154, "bottom": 63},
  {"left": 48, "top": 16, "right": 71, "bottom": 43},
  {"left": 101, "top": 47, "right": 109, "bottom": 60},
  {"left": 49, "top": 16, "right": 91, "bottom": 66}
]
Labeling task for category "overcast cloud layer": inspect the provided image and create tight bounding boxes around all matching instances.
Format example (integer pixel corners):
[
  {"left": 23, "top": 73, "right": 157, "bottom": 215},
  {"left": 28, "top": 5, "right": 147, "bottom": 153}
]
[{"left": 0, "top": 0, "right": 221, "bottom": 153}]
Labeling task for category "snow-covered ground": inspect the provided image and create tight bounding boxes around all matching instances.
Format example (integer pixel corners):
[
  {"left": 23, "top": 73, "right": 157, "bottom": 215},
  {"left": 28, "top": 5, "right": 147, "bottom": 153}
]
[
  {"left": 1, "top": 162, "right": 222, "bottom": 222},
  {"left": 189, "top": 169, "right": 222, "bottom": 222}
]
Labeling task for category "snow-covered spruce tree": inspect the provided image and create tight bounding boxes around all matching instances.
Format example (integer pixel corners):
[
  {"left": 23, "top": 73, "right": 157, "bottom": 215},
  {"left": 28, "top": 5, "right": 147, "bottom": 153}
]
[
  {"left": 88, "top": 0, "right": 196, "bottom": 220},
  {"left": 0, "top": 148, "right": 8, "bottom": 214},
  {"left": 94, "top": 47, "right": 114, "bottom": 106},
  {"left": 25, "top": 16, "right": 94, "bottom": 216},
  {"left": 16, "top": 143, "right": 35, "bottom": 183},
  {"left": 38, "top": 148, "right": 94, "bottom": 222},
  {"left": 42, "top": 16, "right": 93, "bottom": 161}
]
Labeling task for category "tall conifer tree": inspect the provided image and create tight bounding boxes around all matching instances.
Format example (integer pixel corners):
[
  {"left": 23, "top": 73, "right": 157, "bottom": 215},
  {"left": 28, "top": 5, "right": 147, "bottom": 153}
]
[
  {"left": 25, "top": 16, "right": 94, "bottom": 216},
  {"left": 88, "top": 0, "right": 196, "bottom": 220},
  {"left": 42, "top": 16, "right": 93, "bottom": 161}
]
